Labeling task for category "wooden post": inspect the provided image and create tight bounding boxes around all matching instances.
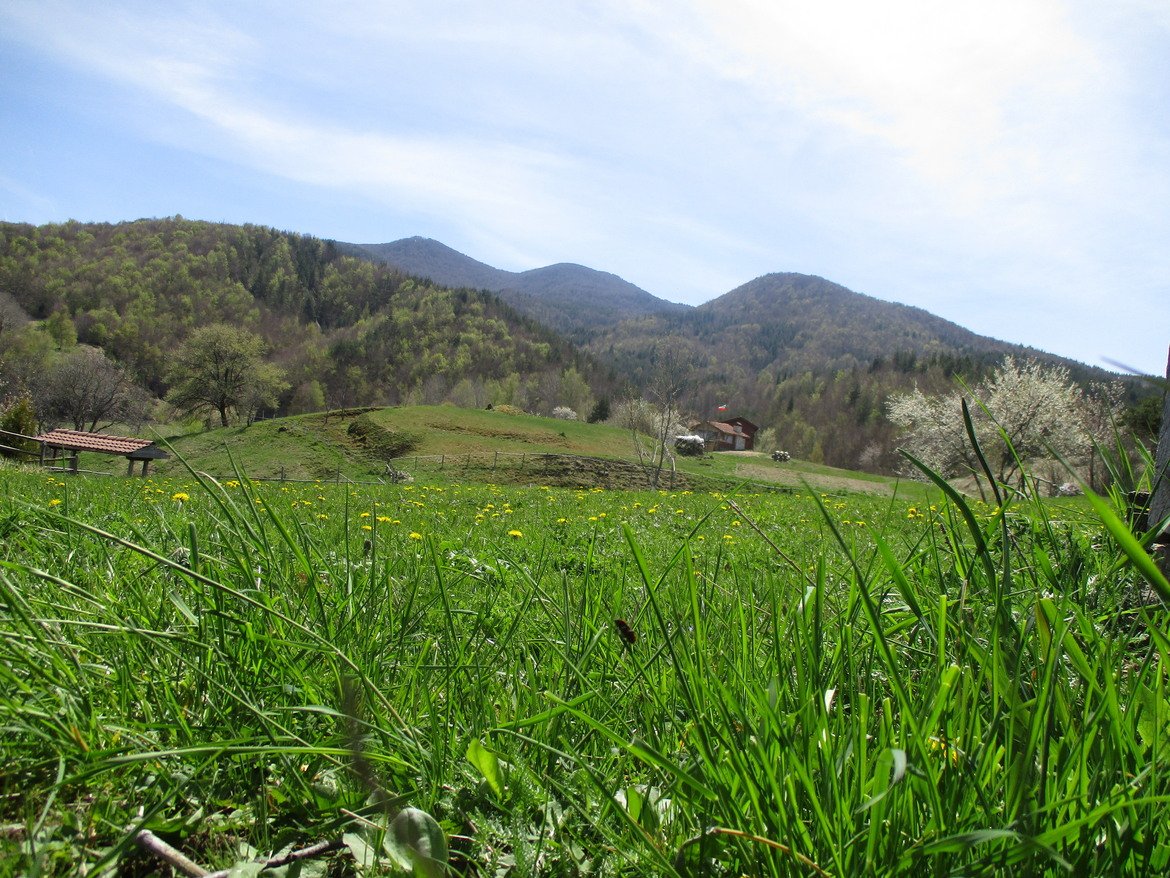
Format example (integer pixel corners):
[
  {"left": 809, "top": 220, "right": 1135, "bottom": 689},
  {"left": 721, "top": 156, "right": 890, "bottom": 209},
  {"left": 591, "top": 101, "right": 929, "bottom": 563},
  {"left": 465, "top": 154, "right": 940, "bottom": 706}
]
[
  {"left": 1148, "top": 346, "right": 1170, "bottom": 562},
  {"left": 70, "top": 451, "right": 79, "bottom": 473},
  {"left": 127, "top": 457, "right": 135, "bottom": 477}
]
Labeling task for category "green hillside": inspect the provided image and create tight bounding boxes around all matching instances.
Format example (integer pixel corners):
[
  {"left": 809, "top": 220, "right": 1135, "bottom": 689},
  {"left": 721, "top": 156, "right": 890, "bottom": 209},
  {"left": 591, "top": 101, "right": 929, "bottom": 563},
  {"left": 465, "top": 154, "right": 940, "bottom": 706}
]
[{"left": 58, "top": 405, "right": 920, "bottom": 496}]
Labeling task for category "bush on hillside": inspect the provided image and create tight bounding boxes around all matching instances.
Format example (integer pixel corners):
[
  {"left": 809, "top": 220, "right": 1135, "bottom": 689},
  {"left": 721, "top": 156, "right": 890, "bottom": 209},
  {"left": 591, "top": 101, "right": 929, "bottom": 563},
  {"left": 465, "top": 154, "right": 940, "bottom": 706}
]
[
  {"left": 346, "top": 413, "right": 421, "bottom": 459},
  {"left": 0, "top": 395, "right": 39, "bottom": 458},
  {"left": 587, "top": 398, "right": 610, "bottom": 423}
]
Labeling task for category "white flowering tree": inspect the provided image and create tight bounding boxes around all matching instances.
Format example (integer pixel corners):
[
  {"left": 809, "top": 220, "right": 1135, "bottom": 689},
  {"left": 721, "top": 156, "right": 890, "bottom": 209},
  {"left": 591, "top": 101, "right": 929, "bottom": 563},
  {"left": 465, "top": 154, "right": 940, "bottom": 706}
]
[{"left": 887, "top": 356, "right": 1106, "bottom": 489}]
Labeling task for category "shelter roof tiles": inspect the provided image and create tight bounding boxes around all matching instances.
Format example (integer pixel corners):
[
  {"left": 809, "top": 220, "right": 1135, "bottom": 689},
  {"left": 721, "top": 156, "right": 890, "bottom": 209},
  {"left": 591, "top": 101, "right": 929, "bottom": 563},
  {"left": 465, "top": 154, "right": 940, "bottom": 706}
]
[{"left": 35, "top": 429, "right": 156, "bottom": 456}]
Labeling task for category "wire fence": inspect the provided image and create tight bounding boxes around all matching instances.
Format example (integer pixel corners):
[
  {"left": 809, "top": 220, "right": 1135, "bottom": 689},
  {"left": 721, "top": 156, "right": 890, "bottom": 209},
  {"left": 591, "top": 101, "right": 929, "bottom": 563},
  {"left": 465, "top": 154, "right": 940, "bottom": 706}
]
[
  {"left": 4, "top": 427, "right": 802, "bottom": 494},
  {"left": 0, "top": 428, "right": 41, "bottom": 459}
]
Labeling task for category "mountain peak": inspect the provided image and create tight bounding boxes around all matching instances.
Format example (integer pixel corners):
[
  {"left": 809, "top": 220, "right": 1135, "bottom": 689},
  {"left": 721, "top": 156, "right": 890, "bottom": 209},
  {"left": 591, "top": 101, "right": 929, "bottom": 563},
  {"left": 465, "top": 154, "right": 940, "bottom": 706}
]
[{"left": 351, "top": 238, "right": 684, "bottom": 340}]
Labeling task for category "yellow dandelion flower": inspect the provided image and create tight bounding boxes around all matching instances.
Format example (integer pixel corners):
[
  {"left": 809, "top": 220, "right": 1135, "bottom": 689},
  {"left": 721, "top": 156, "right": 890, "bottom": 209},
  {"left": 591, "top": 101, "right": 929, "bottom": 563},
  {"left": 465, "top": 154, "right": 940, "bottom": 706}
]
[
  {"left": 361, "top": 525, "right": 372, "bottom": 531},
  {"left": 507, "top": 529, "right": 523, "bottom": 538},
  {"left": 409, "top": 532, "right": 422, "bottom": 540},
  {"left": 928, "top": 736, "right": 962, "bottom": 766},
  {"left": 171, "top": 492, "right": 189, "bottom": 502},
  {"left": 48, "top": 498, "right": 62, "bottom": 507}
]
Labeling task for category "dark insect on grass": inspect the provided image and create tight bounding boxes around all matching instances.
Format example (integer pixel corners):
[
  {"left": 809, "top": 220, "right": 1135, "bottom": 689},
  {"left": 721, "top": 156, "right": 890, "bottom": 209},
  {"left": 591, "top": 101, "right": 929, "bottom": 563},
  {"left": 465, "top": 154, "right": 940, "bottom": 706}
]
[{"left": 614, "top": 618, "right": 636, "bottom": 645}]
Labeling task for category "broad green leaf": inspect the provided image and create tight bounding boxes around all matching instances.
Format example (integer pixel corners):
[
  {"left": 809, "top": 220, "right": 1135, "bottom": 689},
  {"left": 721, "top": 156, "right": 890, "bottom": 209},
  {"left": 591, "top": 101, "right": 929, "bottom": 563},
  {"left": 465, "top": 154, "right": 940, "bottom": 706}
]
[
  {"left": 389, "top": 807, "right": 448, "bottom": 872},
  {"left": 466, "top": 737, "right": 504, "bottom": 798},
  {"left": 343, "top": 832, "right": 379, "bottom": 872}
]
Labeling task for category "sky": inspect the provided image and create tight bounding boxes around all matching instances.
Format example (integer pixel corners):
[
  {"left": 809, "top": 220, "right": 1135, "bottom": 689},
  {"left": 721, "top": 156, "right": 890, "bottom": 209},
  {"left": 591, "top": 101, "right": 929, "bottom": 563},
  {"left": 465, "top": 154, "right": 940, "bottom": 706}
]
[{"left": 2, "top": 1, "right": 1168, "bottom": 374}]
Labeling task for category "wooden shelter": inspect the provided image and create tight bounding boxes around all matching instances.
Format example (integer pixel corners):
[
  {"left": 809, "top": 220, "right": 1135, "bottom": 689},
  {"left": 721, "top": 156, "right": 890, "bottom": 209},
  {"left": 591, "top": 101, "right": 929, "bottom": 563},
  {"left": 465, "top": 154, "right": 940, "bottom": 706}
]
[{"left": 35, "top": 429, "right": 169, "bottom": 476}]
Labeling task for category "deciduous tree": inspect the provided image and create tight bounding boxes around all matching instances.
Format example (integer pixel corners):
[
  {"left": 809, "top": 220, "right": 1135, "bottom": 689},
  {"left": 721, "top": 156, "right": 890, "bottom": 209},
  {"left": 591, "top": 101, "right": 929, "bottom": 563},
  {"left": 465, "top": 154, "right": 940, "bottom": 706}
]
[
  {"left": 166, "top": 324, "right": 286, "bottom": 427},
  {"left": 619, "top": 346, "right": 692, "bottom": 488},
  {"left": 37, "top": 346, "right": 151, "bottom": 432}
]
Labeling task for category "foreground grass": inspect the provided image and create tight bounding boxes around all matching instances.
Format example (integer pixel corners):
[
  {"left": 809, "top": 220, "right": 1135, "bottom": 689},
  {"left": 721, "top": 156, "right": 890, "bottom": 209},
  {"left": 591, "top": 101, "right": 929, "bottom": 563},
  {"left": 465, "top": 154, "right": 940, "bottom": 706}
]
[{"left": 0, "top": 462, "right": 1167, "bottom": 875}]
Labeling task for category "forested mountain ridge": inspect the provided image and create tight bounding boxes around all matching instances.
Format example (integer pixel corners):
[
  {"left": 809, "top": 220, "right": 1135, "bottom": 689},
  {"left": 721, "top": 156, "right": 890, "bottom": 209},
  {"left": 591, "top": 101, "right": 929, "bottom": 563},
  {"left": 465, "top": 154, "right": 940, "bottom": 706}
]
[
  {"left": 350, "top": 237, "right": 515, "bottom": 292},
  {"left": 0, "top": 218, "right": 609, "bottom": 419},
  {"left": 346, "top": 237, "right": 1129, "bottom": 468},
  {"left": 353, "top": 237, "right": 1117, "bottom": 386},
  {"left": 693, "top": 272, "right": 1028, "bottom": 370},
  {"left": 353, "top": 237, "right": 687, "bottom": 340}
]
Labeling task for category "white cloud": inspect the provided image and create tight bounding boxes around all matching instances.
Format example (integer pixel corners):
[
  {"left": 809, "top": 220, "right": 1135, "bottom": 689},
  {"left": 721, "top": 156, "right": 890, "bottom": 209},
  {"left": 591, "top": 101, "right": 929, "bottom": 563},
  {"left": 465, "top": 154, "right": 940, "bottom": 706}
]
[
  {"left": 2, "top": 0, "right": 1167, "bottom": 371},
  {"left": 4, "top": 3, "right": 614, "bottom": 252}
]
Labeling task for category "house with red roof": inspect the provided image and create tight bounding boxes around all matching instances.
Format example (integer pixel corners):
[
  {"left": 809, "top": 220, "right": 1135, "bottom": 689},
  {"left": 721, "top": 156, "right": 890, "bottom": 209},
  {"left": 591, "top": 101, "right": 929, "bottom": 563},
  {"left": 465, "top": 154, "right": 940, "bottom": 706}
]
[{"left": 690, "top": 416, "right": 759, "bottom": 452}]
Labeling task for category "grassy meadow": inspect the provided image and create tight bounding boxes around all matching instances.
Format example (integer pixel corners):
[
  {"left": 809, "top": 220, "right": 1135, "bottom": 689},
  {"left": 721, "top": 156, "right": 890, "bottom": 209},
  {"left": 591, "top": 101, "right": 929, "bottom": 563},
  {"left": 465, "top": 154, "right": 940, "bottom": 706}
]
[
  {"left": 1, "top": 452, "right": 1168, "bottom": 875},
  {"left": 63, "top": 406, "right": 909, "bottom": 497}
]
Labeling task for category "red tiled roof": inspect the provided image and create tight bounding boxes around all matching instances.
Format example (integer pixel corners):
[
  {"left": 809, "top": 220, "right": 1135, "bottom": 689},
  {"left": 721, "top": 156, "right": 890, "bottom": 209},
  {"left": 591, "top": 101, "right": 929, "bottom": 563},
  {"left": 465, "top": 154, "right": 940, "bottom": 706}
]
[
  {"left": 35, "top": 429, "right": 155, "bottom": 455},
  {"left": 697, "top": 420, "right": 740, "bottom": 436}
]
